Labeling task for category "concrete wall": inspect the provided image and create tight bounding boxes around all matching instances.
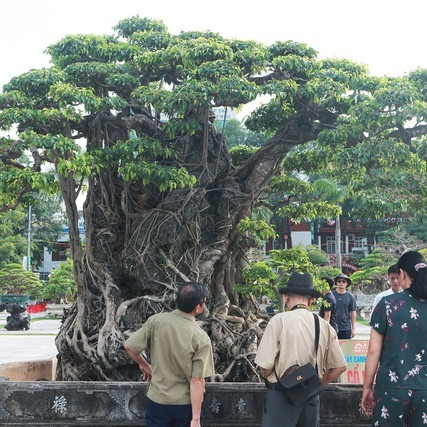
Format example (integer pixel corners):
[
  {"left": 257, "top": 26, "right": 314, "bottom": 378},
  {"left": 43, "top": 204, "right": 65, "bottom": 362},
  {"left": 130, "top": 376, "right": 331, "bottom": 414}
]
[
  {"left": 0, "top": 382, "right": 369, "bottom": 426},
  {"left": 0, "top": 359, "right": 57, "bottom": 381},
  {"left": 291, "top": 231, "right": 312, "bottom": 246}
]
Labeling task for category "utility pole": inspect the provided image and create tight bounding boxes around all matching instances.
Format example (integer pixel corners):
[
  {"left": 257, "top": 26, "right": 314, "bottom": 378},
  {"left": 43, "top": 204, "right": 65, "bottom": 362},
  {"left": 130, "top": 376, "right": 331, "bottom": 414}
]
[
  {"left": 335, "top": 214, "right": 341, "bottom": 271},
  {"left": 27, "top": 205, "right": 31, "bottom": 271}
]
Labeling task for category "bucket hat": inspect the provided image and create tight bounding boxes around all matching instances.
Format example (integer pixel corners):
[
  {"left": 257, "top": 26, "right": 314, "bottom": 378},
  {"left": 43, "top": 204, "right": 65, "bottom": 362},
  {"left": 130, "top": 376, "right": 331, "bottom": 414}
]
[
  {"left": 334, "top": 273, "right": 352, "bottom": 285},
  {"left": 279, "top": 272, "right": 322, "bottom": 298}
]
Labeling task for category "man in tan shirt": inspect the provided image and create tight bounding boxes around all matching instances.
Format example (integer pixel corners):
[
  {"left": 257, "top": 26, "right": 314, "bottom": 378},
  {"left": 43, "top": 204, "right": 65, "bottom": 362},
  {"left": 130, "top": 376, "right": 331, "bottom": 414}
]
[
  {"left": 255, "top": 272, "right": 346, "bottom": 427},
  {"left": 124, "top": 282, "right": 215, "bottom": 427}
]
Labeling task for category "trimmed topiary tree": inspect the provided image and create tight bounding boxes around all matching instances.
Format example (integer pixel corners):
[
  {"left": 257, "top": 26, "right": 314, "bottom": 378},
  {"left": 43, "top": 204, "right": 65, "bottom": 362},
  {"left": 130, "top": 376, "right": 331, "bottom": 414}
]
[
  {"left": 0, "top": 263, "right": 43, "bottom": 298},
  {"left": 42, "top": 259, "right": 77, "bottom": 303}
]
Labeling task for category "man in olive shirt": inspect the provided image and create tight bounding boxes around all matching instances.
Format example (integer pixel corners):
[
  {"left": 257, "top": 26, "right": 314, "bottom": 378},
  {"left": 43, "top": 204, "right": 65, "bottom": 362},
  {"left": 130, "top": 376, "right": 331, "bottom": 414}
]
[{"left": 124, "top": 282, "right": 215, "bottom": 427}]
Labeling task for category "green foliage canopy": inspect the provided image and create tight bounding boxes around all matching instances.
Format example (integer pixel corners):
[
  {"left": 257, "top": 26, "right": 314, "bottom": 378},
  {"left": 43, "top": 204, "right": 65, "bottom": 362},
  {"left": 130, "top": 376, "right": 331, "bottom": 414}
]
[
  {"left": 349, "top": 249, "right": 395, "bottom": 291},
  {"left": 0, "top": 210, "right": 27, "bottom": 270},
  {"left": 0, "top": 263, "right": 43, "bottom": 297},
  {"left": 2, "top": 16, "right": 426, "bottom": 227},
  {"left": 43, "top": 259, "right": 77, "bottom": 302}
]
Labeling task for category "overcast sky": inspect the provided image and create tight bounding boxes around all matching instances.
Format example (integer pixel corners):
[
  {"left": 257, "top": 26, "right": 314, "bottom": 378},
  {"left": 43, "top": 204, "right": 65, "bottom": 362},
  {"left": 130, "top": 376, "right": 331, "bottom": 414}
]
[{"left": 2, "top": 0, "right": 427, "bottom": 91}]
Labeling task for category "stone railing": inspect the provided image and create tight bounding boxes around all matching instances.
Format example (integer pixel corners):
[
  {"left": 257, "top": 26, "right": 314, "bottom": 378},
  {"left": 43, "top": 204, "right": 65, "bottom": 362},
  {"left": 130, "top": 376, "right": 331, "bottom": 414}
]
[
  {"left": 0, "top": 381, "right": 369, "bottom": 426},
  {"left": 354, "top": 293, "right": 376, "bottom": 320}
]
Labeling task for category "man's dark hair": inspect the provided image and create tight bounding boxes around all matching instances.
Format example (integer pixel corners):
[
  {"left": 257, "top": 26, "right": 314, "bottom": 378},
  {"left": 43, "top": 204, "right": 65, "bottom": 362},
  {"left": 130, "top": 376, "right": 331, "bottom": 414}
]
[
  {"left": 322, "top": 277, "right": 334, "bottom": 290},
  {"left": 177, "top": 282, "right": 207, "bottom": 313},
  {"left": 387, "top": 264, "right": 398, "bottom": 275}
]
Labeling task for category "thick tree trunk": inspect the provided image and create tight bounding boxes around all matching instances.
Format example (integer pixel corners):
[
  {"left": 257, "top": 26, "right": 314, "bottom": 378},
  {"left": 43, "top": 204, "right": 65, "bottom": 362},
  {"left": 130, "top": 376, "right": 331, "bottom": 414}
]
[{"left": 55, "top": 109, "right": 324, "bottom": 381}]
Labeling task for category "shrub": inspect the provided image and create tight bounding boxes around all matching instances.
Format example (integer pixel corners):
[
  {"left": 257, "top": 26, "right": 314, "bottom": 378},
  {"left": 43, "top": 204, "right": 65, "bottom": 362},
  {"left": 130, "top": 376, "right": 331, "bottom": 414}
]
[
  {"left": 42, "top": 260, "right": 77, "bottom": 303},
  {"left": 0, "top": 263, "right": 43, "bottom": 297}
]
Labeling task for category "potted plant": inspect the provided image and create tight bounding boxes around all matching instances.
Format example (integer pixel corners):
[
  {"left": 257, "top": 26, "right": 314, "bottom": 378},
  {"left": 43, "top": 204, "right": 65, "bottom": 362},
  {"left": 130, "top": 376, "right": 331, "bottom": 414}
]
[{"left": 0, "top": 263, "right": 43, "bottom": 304}]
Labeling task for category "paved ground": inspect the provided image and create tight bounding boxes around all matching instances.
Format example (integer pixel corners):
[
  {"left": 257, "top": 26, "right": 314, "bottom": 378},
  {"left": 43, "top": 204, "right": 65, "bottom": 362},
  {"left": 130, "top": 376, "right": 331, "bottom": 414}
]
[
  {"left": 0, "top": 305, "right": 372, "bottom": 365},
  {"left": 0, "top": 304, "right": 64, "bottom": 364}
]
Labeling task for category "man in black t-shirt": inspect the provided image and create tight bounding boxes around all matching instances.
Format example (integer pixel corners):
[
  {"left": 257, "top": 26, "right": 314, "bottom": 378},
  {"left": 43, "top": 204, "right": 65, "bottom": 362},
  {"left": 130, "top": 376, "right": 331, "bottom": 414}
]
[
  {"left": 319, "top": 277, "right": 338, "bottom": 332},
  {"left": 332, "top": 273, "right": 357, "bottom": 339}
]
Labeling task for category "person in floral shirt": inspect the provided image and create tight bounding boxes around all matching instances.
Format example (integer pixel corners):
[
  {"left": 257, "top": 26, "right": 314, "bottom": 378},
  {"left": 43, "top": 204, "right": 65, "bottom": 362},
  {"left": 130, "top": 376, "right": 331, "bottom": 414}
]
[{"left": 361, "top": 251, "right": 427, "bottom": 426}]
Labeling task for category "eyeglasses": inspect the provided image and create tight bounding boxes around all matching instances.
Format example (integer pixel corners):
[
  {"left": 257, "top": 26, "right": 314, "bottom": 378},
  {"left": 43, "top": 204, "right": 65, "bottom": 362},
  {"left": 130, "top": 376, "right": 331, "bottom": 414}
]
[{"left": 337, "top": 279, "right": 348, "bottom": 283}]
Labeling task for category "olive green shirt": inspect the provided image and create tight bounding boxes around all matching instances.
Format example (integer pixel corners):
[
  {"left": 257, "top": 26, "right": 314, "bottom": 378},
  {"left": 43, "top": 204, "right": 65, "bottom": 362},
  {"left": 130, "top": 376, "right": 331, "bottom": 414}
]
[
  {"left": 255, "top": 309, "right": 346, "bottom": 383},
  {"left": 125, "top": 309, "right": 215, "bottom": 405}
]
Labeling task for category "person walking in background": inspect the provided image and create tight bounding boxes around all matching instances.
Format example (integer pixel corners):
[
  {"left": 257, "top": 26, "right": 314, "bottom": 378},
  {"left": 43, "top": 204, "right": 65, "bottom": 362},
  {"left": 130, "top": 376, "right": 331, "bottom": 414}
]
[
  {"left": 361, "top": 251, "right": 427, "bottom": 426},
  {"left": 370, "top": 264, "right": 402, "bottom": 315},
  {"left": 255, "top": 272, "right": 346, "bottom": 427},
  {"left": 318, "top": 277, "right": 338, "bottom": 333},
  {"left": 124, "top": 282, "right": 215, "bottom": 427},
  {"left": 332, "top": 273, "right": 357, "bottom": 339}
]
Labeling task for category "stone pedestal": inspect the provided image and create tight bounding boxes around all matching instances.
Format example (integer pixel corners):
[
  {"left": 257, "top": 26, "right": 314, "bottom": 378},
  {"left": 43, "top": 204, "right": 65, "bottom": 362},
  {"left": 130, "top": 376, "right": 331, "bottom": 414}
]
[{"left": 0, "top": 382, "right": 369, "bottom": 426}]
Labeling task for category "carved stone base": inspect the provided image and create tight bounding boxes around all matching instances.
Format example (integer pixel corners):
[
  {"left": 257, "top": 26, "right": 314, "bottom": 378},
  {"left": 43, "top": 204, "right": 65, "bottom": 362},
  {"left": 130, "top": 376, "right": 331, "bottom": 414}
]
[{"left": 0, "top": 382, "right": 369, "bottom": 426}]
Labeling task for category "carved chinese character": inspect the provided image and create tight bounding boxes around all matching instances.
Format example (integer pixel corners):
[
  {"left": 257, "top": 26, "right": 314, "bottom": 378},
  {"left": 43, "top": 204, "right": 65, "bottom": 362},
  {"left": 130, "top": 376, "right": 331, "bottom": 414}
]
[
  {"left": 52, "top": 395, "right": 67, "bottom": 414},
  {"left": 209, "top": 397, "right": 221, "bottom": 414},
  {"left": 236, "top": 398, "right": 246, "bottom": 413}
]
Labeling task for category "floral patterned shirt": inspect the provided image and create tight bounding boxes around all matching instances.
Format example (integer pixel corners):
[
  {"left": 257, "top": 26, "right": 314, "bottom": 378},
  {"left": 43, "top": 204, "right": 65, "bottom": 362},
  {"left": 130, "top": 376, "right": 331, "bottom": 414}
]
[{"left": 370, "top": 289, "right": 427, "bottom": 389}]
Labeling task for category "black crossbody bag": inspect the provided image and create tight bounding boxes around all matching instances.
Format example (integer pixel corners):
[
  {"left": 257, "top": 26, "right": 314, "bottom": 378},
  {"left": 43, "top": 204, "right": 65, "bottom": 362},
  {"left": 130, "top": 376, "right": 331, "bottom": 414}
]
[{"left": 274, "top": 313, "right": 324, "bottom": 406}]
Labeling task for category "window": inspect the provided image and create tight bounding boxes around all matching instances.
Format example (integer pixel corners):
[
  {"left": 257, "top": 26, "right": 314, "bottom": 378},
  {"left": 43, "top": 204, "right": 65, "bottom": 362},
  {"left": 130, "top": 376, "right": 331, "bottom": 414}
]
[
  {"left": 51, "top": 243, "right": 69, "bottom": 261},
  {"left": 326, "top": 237, "right": 335, "bottom": 254},
  {"left": 353, "top": 236, "right": 367, "bottom": 248}
]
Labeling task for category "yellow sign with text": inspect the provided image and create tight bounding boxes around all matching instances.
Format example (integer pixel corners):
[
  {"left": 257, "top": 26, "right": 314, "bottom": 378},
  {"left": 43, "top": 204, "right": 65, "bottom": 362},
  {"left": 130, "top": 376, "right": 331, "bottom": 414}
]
[{"left": 338, "top": 340, "right": 369, "bottom": 384}]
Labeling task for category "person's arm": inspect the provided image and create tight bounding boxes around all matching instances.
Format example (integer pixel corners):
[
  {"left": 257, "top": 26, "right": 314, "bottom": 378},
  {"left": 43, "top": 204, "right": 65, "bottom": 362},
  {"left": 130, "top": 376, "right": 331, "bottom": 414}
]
[
  {"left": 260, "top": 367, "right": 273, "bottom": 378},
  {"left": 124, "top": 343, "right": 152, "bottom": 381},
  {"left": 361, "top": 329, "right": 383, "bottom": 417},
  {"left": 320, "top": 366, "right": 346, "bottom": 387},
  {"left": 350, "top": 310, "right": 356, "bottom": 338},
  {"left": 190, "top": 377, "right": 205, "bottom": 427},
  {"left": 371, "top": 295, "right": 380, "bottom": 313},
  {"left": 323, "top": 310, "right": 331, "bottom": 323}
]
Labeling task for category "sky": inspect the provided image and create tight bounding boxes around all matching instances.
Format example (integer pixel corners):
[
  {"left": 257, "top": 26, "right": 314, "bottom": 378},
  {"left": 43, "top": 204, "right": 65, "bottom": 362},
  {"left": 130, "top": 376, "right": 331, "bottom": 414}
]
[{"left": 2, "top": 0, "right": 427, "bottom": 92}]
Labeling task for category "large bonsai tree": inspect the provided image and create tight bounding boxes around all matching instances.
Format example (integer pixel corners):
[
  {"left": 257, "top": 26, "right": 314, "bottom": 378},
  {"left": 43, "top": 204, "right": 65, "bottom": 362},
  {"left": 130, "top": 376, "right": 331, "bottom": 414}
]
[{"left": 1, "top": 17, "right": 427, "bottom": 381}]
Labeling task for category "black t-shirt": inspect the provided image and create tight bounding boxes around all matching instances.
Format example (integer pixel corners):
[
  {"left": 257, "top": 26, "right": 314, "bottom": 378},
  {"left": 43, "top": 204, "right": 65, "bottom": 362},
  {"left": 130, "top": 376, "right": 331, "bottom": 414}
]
[
  {"left": 332, "top": 290, "right": 357, "bottom": 331},
  {"left": 319, "top": 291, "right": 338, "bottom": 332}
]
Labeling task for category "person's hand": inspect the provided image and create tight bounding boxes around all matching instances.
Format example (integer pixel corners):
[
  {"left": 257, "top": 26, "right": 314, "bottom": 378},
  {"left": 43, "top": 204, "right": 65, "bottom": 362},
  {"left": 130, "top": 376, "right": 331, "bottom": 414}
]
[
  {"left": 361, "top": 387, "right": 373, "bottom": 417},
  {"left": 190, "top": 419, "right": 201, "bottom": 427},
  {"left": 139, "top": 363, "right": 152, "bottom": 382},
  {"left": 351, "top": 328, "right": 355, "bottom": 338}
]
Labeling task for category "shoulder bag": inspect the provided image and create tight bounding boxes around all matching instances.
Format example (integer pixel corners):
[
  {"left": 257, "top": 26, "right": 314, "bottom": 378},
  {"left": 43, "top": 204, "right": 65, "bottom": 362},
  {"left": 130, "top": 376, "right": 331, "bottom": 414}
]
[{"left": 274, "top": 313, "right": 324, "bottom": 406}]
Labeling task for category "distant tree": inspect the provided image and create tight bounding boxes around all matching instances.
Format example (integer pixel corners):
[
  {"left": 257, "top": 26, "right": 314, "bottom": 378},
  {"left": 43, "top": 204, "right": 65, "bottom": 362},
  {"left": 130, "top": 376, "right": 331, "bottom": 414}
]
[
  {"left": 29, "top": 193, "right": 66, "bottom": 268},
  {"left": 305, "top": 244, "right": 329, "bottom": 265},
  {"left": 220, "top": 119, "right": 268, "bottom": 148},
  {"left": 399, "top": 219, "right": 427, "bottom": 243},
  {"left": 376, "top": 227, "right": 427, "bottom": 257},
  {"left": 318, "top": 265, "right": 341, "bottom": 280},
  {"left": 0, "top": 194, "right": 65, "bottom": 270},
  {"left": 234, "top": 246, "right": 329, "bottom": 312},
  {"left": 349, "top": 249, "right": 395, "bottom": 293},
  {"left": 0, "top": 263, "right": 43, "bottom": 297},
  {"left": 0, "top": 209, "right": 27, "bottom": 270},
  {"left": 43, "top": 259, "right": 76, "bottom": 303},
  {"left": 311, "top": 179, "right": 348, "bottom": 270}
]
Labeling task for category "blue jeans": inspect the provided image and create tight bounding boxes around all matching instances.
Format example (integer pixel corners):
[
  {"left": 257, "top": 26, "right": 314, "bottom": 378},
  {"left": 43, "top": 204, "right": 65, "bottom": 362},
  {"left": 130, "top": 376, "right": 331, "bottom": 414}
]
[{"left": 146, "top": 398, "right": 193, "bottom": 427}]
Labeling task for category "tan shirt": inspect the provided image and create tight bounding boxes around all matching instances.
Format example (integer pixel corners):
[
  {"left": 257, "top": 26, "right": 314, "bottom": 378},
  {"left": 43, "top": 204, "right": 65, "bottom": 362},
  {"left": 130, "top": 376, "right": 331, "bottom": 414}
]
[
  {"left": 254, "top": 309, "right": 346, "bottom": 383},
  {"left": 125, "top": 309, "right": 215, "bottom": 404}
]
